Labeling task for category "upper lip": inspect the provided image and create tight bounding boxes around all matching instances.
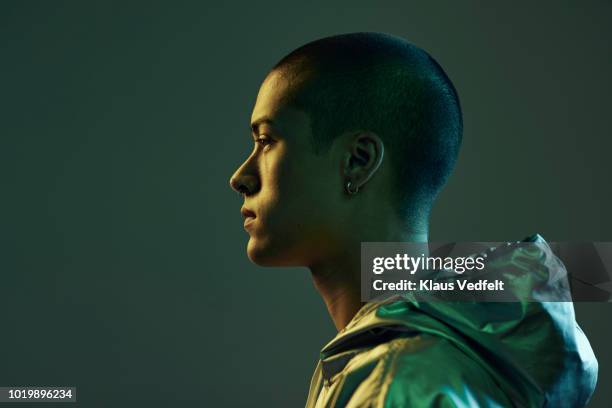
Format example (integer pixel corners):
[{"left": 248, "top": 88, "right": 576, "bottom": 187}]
[{"left": 241, "top": 207, "right": 256, "bottom": 219}]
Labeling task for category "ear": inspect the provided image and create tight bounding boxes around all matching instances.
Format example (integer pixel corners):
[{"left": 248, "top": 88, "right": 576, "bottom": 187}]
[{"left": 342, "top": 131, "right": 385, "bottom": 190}]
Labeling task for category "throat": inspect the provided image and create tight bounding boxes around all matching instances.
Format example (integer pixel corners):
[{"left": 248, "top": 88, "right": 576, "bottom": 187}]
[{"left": 310, "top": 265, "right": 365, "bottom": 332}]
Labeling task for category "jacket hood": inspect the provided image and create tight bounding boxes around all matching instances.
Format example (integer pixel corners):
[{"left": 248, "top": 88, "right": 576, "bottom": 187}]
[{"left": 320, "top": 234, "right": 598, "bottom": 407}]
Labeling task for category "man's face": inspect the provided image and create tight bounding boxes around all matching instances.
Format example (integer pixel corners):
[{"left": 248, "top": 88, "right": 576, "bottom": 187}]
[{"left": 229, "top": 71, "right": 344, "bottom": 267}]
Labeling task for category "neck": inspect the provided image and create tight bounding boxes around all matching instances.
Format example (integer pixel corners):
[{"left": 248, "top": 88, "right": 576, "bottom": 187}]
[
  {"left": 310, "top": 250, "right": 364, "bottom": 331},
  {"left": 309, "top": 226, "right": 428, "bottom": 332}
]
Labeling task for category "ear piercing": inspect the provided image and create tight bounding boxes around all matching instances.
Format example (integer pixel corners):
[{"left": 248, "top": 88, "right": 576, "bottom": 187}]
[{"left": 345, "top": 180, "right": 359, "bottom": 195}]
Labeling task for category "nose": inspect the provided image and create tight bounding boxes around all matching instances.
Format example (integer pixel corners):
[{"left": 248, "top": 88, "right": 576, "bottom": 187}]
[{"left": 229, "top": 157, "right": 260, "bottom": 196}]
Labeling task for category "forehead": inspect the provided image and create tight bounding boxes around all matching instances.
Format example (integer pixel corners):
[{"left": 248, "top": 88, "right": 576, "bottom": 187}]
[
  {"left": 250, "top": 70, "right": 311, "bottom": 137},
  {"left": 251, "top": 71, "right": 296, "bottom": 120}
]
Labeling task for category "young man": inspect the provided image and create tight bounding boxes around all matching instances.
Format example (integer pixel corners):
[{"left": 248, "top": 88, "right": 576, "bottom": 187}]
[{"left": 229, "top": 33, "right": 597, "bottom": 407}]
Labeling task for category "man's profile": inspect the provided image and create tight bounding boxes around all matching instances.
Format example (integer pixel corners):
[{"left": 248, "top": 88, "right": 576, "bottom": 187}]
[{"left": 229, "top": 33, "right": 597, "bottom": 407}]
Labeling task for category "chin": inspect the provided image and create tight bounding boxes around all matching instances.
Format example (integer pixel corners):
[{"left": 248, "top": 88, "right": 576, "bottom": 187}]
[{"left": 246, "top": 236, "right": 300, "bottom": 267}]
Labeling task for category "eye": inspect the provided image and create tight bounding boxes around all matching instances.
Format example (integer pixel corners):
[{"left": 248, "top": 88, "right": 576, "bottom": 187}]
[{"left": 256, "top": 135, "right": 273, "bottom": 148}]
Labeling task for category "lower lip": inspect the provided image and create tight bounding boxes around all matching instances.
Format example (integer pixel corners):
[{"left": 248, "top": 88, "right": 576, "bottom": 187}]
[{"left": 243, "top": 217, "right": 256, "bottom": 229}]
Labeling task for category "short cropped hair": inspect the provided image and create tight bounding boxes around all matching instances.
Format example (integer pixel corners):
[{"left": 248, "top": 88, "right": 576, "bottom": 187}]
[{"left": 270, "top": 32, "right": 463, "bottom": 218}]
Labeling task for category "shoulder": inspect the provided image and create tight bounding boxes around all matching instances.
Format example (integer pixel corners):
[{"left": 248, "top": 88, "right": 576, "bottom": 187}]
[{"left": 344, "top": 335, "right": 512, "bottom": 408}]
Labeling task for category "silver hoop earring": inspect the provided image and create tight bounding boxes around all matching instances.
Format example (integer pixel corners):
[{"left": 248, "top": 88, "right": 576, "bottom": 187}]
[{"left": 345, "top": 181, "right": 359, "bottom": 195}]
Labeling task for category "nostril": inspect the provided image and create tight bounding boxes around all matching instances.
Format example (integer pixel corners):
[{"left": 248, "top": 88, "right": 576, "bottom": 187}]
[
  {"left": 237, "top": 184, "right": 250, "bottom": 195},
  {"left": 231, "top": 174, "right": 258, "bottom": 196}
]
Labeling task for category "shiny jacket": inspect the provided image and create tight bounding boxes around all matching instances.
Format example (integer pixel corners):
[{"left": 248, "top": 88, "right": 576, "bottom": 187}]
[{"left": 305, "top": 235, "right": 598, "bottom": 407}]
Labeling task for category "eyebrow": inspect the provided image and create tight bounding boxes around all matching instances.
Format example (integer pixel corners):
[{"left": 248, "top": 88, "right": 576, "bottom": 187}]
[{"left": 250, "top": 117, "right": 275, "bottom": 135}]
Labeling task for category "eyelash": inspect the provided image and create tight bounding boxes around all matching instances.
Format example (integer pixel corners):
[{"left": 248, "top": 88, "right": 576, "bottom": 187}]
[{"left": 256, "top": 136, "right": 273, "bottom": 148}]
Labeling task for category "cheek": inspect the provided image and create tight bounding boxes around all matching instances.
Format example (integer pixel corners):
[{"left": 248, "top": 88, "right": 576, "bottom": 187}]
[
  {"left": 256, "top": 147, "right": 288, "bottom": 217},
  {"left": 256, "top": 145, "right": 340, "bottom": 232},
  {"left": 265, "top": 151, "right": 319, "bottom": 213},
  {"left": 247, "top": 162, "right": 342, "bottom": 265}
]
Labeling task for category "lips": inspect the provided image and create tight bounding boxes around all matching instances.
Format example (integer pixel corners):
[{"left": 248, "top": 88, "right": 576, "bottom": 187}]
[
  {"left": 241, "top": 207, "right": 256, "bottom": 229},
  {"left": 241, "top": 207, "right": 256, "bottom": 219}
]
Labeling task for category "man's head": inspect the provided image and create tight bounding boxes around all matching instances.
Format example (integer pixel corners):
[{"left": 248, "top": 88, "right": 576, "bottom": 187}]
[{"left": 230, "top": 32, "right": 462, "bottom": 267}]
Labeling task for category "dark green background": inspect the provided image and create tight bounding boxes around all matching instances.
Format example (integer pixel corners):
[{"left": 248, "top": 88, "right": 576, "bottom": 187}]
[{"left": 2, "top": 1, "right": 611, "bottom": 407}]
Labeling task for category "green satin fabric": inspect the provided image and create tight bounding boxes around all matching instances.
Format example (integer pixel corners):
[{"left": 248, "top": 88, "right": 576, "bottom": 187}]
[{"left": 305, "top": 235, "right": 598, "bottom": 407}]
